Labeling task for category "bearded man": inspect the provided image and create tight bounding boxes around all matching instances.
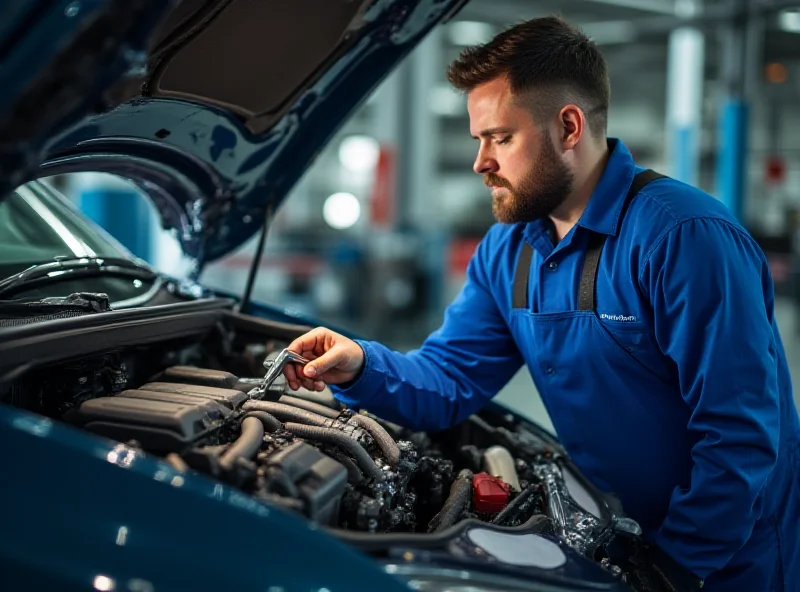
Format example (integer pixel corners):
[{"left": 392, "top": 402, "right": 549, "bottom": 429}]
[{"left": 284, "top": 16, "right": 799, "bottom": 592}]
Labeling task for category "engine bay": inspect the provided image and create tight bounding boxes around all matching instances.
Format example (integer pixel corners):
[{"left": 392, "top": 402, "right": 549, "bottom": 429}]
[{"left": 0, "top": 303, "right": 686, "bottom": 591}]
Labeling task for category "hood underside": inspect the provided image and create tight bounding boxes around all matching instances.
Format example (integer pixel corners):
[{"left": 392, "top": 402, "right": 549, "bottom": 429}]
[{"left": 1, "top": 0, "right": 467, "bottom": 268}]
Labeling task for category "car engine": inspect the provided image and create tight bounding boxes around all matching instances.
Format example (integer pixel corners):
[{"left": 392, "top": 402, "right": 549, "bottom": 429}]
[
  {"left": 58, "top": 361, "right": 569, "bottom": 535},
  {"left": 0, "top": 308, "right": 690, "bottom": 592}
]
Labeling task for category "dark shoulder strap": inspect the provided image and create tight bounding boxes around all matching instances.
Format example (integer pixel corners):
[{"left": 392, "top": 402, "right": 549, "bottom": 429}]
[
  {"left": 617, "top": 169, "right": 667, "bottom": 226},
  {"left": 512, "top": 242, "right": 534, "bottom": 309},
  {"left": 577, "top": 169, "right": 666, "bottom": 311},
  {"left": 577, "top": 232, "right": 607, "bottom": 311}
]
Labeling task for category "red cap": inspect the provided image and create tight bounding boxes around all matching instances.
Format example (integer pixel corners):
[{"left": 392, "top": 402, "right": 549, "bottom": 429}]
[{"left": 472, "top": 472, "right": 511, "bottom": 513}]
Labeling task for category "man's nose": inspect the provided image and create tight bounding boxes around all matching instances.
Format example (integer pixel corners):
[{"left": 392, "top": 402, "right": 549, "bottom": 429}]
[{"left": 473, "top": 149, "right": 498, "bottom": 175}]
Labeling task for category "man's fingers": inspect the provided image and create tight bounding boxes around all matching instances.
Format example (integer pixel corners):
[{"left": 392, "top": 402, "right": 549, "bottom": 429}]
[
  {"left": 287, "top": 333, "right": 313, "bottom": 355},
  {"left": 285, "top": 327, "right": 332, "bottom": 389},
  {"left": 285, "top": 327, "right": 357, "bottom": 386},
  {"left": 303, "top": 347, "right": 341, "bottom": 378},
  {"left": 288, "top": 327, "right": 328, "bottom": 358},
  {"left": 284, "top": 364, "right": 300, "bottom": 390}
]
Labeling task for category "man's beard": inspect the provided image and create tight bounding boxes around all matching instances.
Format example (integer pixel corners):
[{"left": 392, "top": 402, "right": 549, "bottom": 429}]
[{"left": 485, "top": 139, "right": 574, "bottom": 224}]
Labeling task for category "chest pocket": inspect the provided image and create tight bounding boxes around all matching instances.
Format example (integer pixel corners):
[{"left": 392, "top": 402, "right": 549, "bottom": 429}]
[
  {"left": 586, "top": 235, "right": 675, "bottom": 385},
  {"left": 595, "top": 316, "right": 675, "bottom": 384}
]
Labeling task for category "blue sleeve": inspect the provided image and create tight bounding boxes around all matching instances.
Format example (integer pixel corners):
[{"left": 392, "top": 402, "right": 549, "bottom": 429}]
[
  {"left": 331, "top": 230, "right": 524, "bottom": 431},
  {"left": 640, "top": 217, "right": 781, "bottom": 579}
]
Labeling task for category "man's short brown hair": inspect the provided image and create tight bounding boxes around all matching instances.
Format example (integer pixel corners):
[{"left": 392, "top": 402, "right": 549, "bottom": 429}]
[{"left": 447, "top": 15, "right": 610, "bottom": 138}]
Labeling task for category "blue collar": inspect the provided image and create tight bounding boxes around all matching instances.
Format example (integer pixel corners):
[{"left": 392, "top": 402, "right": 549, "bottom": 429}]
[{"left": 575, "top": 138, "right": 637, "bottom": 236}]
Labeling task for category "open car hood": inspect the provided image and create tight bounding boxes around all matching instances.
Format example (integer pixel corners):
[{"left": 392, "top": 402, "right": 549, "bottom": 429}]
[
  {"left": 0, "top": 0, "right": 468, "bottom": 268},
  {"left": 0, "top": 0, "right": 172, "bottom": 189}
]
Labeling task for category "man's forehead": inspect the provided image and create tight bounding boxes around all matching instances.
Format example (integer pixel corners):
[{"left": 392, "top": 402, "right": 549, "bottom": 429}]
[
  {"left": 467, "top": 79, "right": 530, "bottom": 135},
  {"left": 467, "top": 77, "right": 514, "bottom": 108}
]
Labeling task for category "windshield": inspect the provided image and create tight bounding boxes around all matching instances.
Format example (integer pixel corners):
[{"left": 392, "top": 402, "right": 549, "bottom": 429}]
[
  {"left": 0, "top": 180, "right": 165, "bottom": 303},
  {"left": 0, "top": 181, "right": 135, "bottom": 279}
]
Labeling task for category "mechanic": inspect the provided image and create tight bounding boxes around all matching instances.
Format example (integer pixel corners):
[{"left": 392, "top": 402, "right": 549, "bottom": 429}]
[{"left": 284, "top": 16, "right": 799, "bottom": 591}]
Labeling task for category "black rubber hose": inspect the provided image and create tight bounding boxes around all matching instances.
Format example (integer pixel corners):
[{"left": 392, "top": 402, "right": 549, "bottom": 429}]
[
  {"left": 243, "top": 400, "right": 332, "bottom": 428},
  {"left": 283, "top": 422, "right": 385, "bottom": 482},
  {"left": 219, "top": 416, "right": 264, "bottom": 470},
  {"left": 428, "top": 469, "right": 473, "bottom": 533},
  {"left": 244, "top": 410, "right": 281, "bottom": 433},
  {"left": 277, "top": 399, "right": 401, "bottom": 467},
  {"left": 348, "top": 414, "right": 401, "bottom": 467},
  {"left": 492, "top": 484, "right": 538, "bottom": 525},
  {"left": 331, "top": 450, "right": 365, "bottom": 485},
  {"left": 279, "top": 395, "right": 341, "bottom": 419}
]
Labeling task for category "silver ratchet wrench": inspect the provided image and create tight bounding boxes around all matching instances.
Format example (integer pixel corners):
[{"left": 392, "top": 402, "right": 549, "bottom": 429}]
[{"left": 250, "top": 348, "right": 311, "bottom": 398}]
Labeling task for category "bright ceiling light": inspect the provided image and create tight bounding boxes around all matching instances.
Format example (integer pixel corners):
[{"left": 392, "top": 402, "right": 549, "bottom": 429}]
[
  {"left": 323, "top": 192, "right": 361, "bottom": 230},
  {"left": 779, "top": 9, "right": 800, "bottom": 33},
  {"left": 448, "top": 21, "right": 493, "bottom": 46},
  {"left": 93, "top": 575, "right": 115, "bottom": 591},
  {"left": 338, "top": 135, "right": 380, "bottom": 173}
]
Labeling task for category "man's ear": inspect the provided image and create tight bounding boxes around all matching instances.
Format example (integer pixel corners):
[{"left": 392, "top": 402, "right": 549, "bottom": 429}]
[{"left": 558, "top": 104, "right": 585, "bottom": 149}]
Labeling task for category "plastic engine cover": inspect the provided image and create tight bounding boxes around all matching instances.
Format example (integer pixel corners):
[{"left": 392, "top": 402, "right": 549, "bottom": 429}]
[
  {"left": 138, "top": 382, "right": 248, "bottom": 409},
  {"left": 71, "top": 396, "right": 225, "bottom": 452},
  {"left": 473, "top": 472, "right": 511, "bottom": 514},
  {"left": 267, "top": 441, "right": 348, "bottom": 525}
]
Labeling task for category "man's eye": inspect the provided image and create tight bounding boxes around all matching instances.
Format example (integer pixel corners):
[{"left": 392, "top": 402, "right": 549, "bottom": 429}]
[{"left": 496, "top": 136, "right": 511, "bottom": 145}]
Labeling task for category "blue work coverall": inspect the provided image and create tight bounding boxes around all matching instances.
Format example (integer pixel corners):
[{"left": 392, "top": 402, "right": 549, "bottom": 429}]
[{"left": 332, "top": 139, "right": 800, "bottom": 590}]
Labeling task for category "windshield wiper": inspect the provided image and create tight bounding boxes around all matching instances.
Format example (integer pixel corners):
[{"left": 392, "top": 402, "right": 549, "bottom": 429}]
[
  {"left": 0, "top": 257, "right": 157, "bottom": 299},
  {"left": 0, "top": 292, "right": 111, "bottom": 320}
]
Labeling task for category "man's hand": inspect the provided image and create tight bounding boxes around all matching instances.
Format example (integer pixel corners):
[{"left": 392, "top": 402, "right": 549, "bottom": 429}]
[{"left": 283, "top": 327, "right": 365, "bottom": 392}]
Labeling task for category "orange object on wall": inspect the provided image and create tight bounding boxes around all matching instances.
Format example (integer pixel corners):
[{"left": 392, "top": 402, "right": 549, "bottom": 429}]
[
  {"left": 765, "top": 155, "right": 786, "bottom": 185},
  {"left": 370, "top": 145, "right": 397, "bottom": 227}
]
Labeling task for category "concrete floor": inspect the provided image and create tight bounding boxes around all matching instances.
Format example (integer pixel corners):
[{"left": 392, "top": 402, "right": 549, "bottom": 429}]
[{"left": 494, "top": 297, "right": 800, "bottom": 434}]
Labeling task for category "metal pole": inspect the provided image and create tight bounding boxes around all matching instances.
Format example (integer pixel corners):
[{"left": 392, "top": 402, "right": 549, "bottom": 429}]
[
  {"left": 715, "top": 0, "right": 761, "bottom": 221},
  {"left": 666, "top": 0, "right": 705, "bottom": 187}
]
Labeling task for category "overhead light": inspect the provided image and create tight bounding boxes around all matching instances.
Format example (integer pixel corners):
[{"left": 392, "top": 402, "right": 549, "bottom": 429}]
[
  {"left": 448, "top": 21, "right": 493, "bottom": 46},
  {"left": 338, "top": 135, "right": 380, "bottom": 173},
  {"left": 778, "top": 9, "right": 800, "bottom": 33},
  {"left": 323, "top": 192, "right": 361, "bottom": 230},
  {"left": 93, "top": 575, "right": 115, "bottom": 591}
]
